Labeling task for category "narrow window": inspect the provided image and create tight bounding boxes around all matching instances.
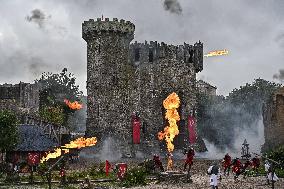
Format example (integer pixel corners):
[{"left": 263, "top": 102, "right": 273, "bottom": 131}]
[
  {"left": 149, "top": 49, "right": 153, "bottom": 62},
  {"left": 135, "top": 48, "right": 140, "bottom": 61},
  {"left": 98, "top": 44, "right": 101, "bottom": 54}
]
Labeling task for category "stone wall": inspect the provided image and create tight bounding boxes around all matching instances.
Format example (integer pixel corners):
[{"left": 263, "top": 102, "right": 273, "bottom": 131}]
[
  {"left": 83, "top": 18, "right": 204, "bottom": 156},
  {"left": 0, "top": 82, "right": 39, "bottom": 114},
  {"left": 262, "top": 87, "right": 284, "bottom": 152}
]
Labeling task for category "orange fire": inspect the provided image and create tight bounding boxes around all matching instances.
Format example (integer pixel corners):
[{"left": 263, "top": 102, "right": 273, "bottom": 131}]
[
  {"left": 40, "top": 148, "right": 69, "bottom": 163},
  {"left": 40, "top": 137, "right": 97, "bottom": 163},
  {"left": 167, "top": 154, "right": 173, "bottom": 171},
  {"left": 158, "top": 92, "right": 180, "bottom": 170},
  {"left": 64, "top": 99, "right": 83, "bottom": 110},
  {"left": 204, "top": 49, "right": 229, "bottom": 57},
  {"left": 62, "top": 137, "right": 97, "bottom": 149}
]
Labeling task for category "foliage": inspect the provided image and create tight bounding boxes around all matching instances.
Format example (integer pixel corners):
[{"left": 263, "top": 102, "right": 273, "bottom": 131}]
[
  {"left": 119, "top": 167, "right": 147, "bottom": 187},
  {"left": 36, "top": 68, "right": 83, "bottom": 128},
  {"left": 0, "top": 110, "right": 19, "bottom": 152},
  {"left": 66, "top": 172, "right": 81, "bottom": 183},
  {"left": 196, "top": 79, "right": 281, "bottom": 149},
  {"left": 39, "top": 105, "right": 65, "bottom": 125},
  {"left": 265, "top": 146, "right": 284, "bottom": 168},
  {"left": 36, "top": 68, "right": 83, "bottom": 104}
]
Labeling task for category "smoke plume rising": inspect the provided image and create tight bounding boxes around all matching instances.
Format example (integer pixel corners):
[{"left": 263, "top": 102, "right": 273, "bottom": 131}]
[
  {"left": 26, "top": 9, "right": 51, "bottom": 28},
  {"left": 163, "top": 0, "right": 182, "bottom": 15}
]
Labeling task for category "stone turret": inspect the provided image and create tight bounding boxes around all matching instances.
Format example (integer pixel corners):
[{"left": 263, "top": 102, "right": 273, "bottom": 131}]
[{"left": 83, "top": 18, "right": 135, "bottom": 155}]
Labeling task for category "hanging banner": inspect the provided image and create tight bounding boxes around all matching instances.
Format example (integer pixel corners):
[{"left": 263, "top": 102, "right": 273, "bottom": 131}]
[
  {"left": 132, "top": 114, "right": 141, "bottom": 144},
  {"left": 27, "top": 152, "right": 40, "bottom": 166},
  {"left": 188, "top": 115, "right": 197, "bottom": 144}
]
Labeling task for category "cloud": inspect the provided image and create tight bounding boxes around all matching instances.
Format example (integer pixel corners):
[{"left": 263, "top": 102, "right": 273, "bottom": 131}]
[
  {"left": 163, "top": 0, "right": 182, "bottom": 14},
  {"left": 273, "top": 69, "right": 284, "bottom": 83},
  {"left": 0, "top": 0, "right": 284, "bottom": 95},
  {"left": 26, "top": 9, "right": 51, "bottom": 28},
  {"left": 28, "top": 57, "right": 50, "bottom": 77}
]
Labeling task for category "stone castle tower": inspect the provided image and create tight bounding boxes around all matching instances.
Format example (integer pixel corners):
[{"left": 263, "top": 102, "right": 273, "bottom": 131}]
[{"left": 82, "top": 18, "right": 203, "bottom": 156}]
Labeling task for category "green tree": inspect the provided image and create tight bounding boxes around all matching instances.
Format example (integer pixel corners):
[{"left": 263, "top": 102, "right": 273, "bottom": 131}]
[
  {"left": 36, "top": 68, "right": 83, "bottom": 127},
  {"left": 39, "top": 106, "right": 65, "bottom": 125},
  {"left": 36, "top": 68, "right": 83, "bottom": 106},
  {"left": 0, "top": 110, "right": 19, "bottom": 152}
]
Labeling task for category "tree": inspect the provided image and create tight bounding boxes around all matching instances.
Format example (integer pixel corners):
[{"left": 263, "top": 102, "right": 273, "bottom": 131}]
[
  {"left": 0, "top": 110, "right": 19, "bottom": 152},
  {"left": 39, "top": 106, "right": 65, "bottom": 126},
  {"left": 35, "top": 68, "right": 83, "bottom": 127},
  {"left": 36, "top": 68, "right": 83, "bottom": 106}
]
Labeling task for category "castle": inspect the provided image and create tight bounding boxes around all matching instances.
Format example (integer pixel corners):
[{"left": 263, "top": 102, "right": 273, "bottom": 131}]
[{"left": 82, "top": 18, "right": 203, "bottom": 156}]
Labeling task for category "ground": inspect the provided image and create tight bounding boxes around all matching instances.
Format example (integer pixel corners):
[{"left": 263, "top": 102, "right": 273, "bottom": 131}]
[{"left": 0, "top": 159, "right": 283, "bottom": 188}]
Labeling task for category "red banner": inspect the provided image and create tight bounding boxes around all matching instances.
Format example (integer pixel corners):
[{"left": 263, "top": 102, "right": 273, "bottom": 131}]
[
  {"left": 27, "top": 152, "right": 40, "bottom": 166},
  {"left": 117, "top": 163, "right": 127, "bottom": 180},
  {"left": 132, "top": 114, "right": 141, "bottom": 144},
  {"left": 105, "top": 160, "right": 111, "bottom": 176},
  {"left": 188, "top": 115, "right": 197, "bottom": 144}
]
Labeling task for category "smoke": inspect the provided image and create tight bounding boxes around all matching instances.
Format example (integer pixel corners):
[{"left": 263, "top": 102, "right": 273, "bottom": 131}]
[
  {"left": 26, "top": 9, "right": 51, "bottom": 28},
  {"left": 25, "top": 9, "right": 67, "bottom": 36},
  {"left": 80, "top": 137, "right": 122, "bottom": 162},
  {"left": 200, "top": 117, "right": 264, "bottom": 159},
  {"left": 273, "top": 69, "right": 284, "bottom": 83},
  {"left": 28, "top": 57, "right": 50, "bottom": 77},
  {"left": 163, "top": 0, "right": 182, "bottom": 15},
  {"left": 67, "top": 96, "right": 87, "bottom": 132}
]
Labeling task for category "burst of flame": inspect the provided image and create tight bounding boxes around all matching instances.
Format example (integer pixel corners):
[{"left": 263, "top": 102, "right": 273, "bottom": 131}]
[
  {"left": 40, "top": 148, "right": 69, "bottom": 163},
  {"left": 62, "top": 137, "right": 97, "bottom": 149},
  {"left": 204, "top": 49, "right": 229, "bottom": 57},
  {"left": 167, "top": 154, "right": 173, "bottom": 171},
  {"left": 64, "top": 99, "right": 83, "bottom": 110},
  {"left": 158, "top": 92, "right": 180, "bottom": 170},
  {"left": 40, "top": 137, "right": 97, "bottom": 163}
]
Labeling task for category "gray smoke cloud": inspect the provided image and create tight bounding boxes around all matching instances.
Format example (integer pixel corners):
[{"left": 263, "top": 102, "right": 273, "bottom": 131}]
[
  {"left": 199, "top": 112, "right": 264, "bottom": 159},
  {"left": 163, "top": 0, "right": 182, "bottom": 14},
  {"left": 79, "top": 137, "right": 122, "bottom": 162},
  {"left": 26, "top": 9, "right": 51, "bottom": 28},
  {"left": 273, "top": 69, "right": 284, "bottom": 83},
  {"left": 28, "top": 57, "right": 50, "bottom": 77}
]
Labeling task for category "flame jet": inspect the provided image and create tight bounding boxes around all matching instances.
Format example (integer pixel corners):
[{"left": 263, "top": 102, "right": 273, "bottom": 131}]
[
  {"left": 204, "top": 49, "right": 229, "bottom": 57},
  {"left": 64, "top": 99, "right": 83, "bottom": 110},
  {"left": 40, "top": 137, "right": 97, "bottom": 163},
  {"left": 158, "top": 92, "right": 180, "bottom": 170}
]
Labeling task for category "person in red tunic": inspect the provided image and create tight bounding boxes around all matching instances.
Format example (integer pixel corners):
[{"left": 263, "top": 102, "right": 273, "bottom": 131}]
[
  {"left": 183, "top": 147, "right": 195, "bottom": 172},
  {"left": 251, "top": 156, "right": 260, "bottom": 175},
  {"left": 222, "top": 153, "right": 232, "bottom": 176},
  {"left": 59, "top": 166, "right": 66, "bottom": 185},
  {"left": 153, "top": 154, "right": 164, "bottom": 172},
  {"left": 232, "top": 158, "right": 242, "bottom": 180}
]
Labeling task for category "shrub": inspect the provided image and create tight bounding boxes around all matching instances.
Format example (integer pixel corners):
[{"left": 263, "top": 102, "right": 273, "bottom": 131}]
[{"left": 119, "top": 167, "right": 147, "bottom": 187}]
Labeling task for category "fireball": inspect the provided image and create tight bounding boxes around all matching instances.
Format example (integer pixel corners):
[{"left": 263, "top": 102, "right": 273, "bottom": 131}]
[{"left": 158, "top": 92, "right": 180, "bottom": 170}]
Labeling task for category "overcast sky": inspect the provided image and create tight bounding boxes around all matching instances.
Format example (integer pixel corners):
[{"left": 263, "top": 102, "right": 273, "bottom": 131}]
[{"left": 0, "top": 0, "right": 283, "bottom": 95}]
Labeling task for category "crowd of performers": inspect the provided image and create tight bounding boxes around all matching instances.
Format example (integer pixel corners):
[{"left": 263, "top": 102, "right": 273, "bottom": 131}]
[
  {"left": 207, "top": 153, "right": 280, "bottom": 189},
  {"left": 151, "top": 150, "right": 280, "bottom": 189}
]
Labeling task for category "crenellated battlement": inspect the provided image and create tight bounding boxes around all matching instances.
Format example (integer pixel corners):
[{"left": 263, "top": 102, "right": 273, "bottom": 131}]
[
  {"left": 82, "top": 18, "right": 135, "bottom": 41},
  {"left": 129, "top": 40, "right": 203, "bottom": 72}
]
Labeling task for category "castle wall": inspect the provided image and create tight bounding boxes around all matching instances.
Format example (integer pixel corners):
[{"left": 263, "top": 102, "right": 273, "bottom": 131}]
[
  {"left": 83, "top": 18, "right": 204, "bottom": 155},
  {"left": 0, "top": 82, "right": 39, "bottom": 114},
  {"left": 263, "top": 87, "right": 284, "bottom": 151}
]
